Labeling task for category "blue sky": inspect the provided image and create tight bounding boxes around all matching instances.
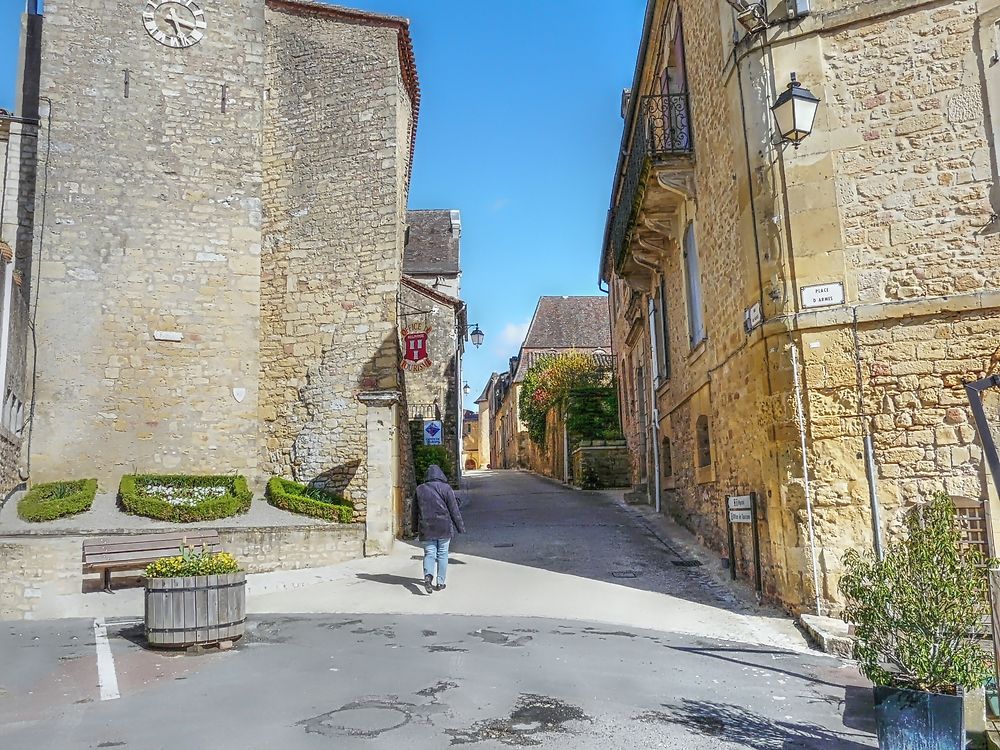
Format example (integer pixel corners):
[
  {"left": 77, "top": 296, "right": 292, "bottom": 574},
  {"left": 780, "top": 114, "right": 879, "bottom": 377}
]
[{"left": 0, "top": 0, "right": 644, "bottom": 410}]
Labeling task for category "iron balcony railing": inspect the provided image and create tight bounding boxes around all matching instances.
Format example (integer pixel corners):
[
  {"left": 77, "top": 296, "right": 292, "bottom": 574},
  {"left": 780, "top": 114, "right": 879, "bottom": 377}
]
[{"left": 610, "top": 93, "right": 694, "bottom": 269}]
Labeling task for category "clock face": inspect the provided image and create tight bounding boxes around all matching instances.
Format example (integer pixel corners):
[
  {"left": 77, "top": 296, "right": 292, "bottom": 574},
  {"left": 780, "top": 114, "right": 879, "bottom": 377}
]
[{"left": 142, "top": 0, "right": 206, "bottom": 48}]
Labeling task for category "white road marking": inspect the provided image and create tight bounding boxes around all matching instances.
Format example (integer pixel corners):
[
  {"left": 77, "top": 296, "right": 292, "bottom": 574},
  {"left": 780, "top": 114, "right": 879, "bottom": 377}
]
[{"left": 93, "top": 618, "right": 120, "bottom": 701}]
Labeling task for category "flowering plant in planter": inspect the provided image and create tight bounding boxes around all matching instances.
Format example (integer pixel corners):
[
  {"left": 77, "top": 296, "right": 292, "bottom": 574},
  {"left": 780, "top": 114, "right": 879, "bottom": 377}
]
[
  {"left": 144, "top": 546, "right": 240, "bottom": 578},
  {"left": 144, "top": 544, "right": 246, "bottom": 649},
  {"left": 840, "top": 492, "right": 995, "bottom": 749}
]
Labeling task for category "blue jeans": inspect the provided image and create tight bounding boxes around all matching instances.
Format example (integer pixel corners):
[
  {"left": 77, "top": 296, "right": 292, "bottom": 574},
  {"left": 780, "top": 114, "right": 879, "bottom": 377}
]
[{"left": 423, "top": 538, "right": 451, "bottom": 585}]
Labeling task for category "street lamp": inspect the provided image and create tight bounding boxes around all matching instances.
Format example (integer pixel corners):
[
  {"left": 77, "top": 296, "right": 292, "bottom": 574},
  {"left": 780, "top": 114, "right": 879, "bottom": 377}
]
[
  {"left": 770, "top": 73, "right": 820, "bottom": 148},
  {"left": 463, "top": 382, "right": 471, "bottom": 397},
  {"left": 459, "top": 322, "right": 485, "bottom": 348}
]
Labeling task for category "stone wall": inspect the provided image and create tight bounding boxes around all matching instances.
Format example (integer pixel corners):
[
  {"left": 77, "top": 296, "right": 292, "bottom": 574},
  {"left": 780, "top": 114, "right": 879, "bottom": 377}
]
[
  {"left": 28, "top": 0, "right": 267, "bottom": 487},
  {"left": 605, "top": 0, "right": 1000, "bottom": 613},
  {"left": 258, "top": 3, "right": 412, "bottom": 517},
  {"left": 0, "top": 525, "right": 364, "bottom": 620},
  {"left": 572, "top": 442, "right": 630, "bottom": 490},
  {"left": 398, "top": 281, "right": 460, "bottom": 477}
]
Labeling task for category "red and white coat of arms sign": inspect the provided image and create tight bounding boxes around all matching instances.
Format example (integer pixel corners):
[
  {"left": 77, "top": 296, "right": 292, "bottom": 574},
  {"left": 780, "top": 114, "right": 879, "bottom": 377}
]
[{"left": 401, "top": 325, "right": 433, "bottom": 372}]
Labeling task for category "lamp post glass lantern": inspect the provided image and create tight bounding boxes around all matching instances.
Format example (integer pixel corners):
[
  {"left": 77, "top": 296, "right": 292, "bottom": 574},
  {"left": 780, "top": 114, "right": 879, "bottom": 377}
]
[
  {"left": 463, "top": 382, "right": 471, "bottom": 396},
  {"left": 771, "top": 72, "right": 819, "bottom": 147},
  {"left": 469, "top": 325, "right": 485, "bottom": 348}
]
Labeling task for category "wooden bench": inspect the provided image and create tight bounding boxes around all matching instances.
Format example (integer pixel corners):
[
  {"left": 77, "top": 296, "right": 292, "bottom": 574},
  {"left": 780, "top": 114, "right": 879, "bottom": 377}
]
[{"left": 83, "top": 531, "right": 223, "bottom": 592}]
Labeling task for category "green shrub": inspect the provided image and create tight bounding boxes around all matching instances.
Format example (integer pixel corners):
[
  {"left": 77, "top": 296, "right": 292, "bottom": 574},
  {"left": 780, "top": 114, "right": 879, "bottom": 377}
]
[
  {"left": 119, "top": 474, "right": 252, "bottom": 523},
  {"left": 18, "top": 479, "right": 97, "bottom": 522},
  {"left": 840, "top": 492, "right": 995, "bottom": 693},
  {"left": 145, "top": 545, "right": 241, "bottom": 578},
  {"left": 413, "top": 445, "right": 452, "bottom": 483},
  {"left": 265, "top": 477, "right": 354, "bottom": 523}
]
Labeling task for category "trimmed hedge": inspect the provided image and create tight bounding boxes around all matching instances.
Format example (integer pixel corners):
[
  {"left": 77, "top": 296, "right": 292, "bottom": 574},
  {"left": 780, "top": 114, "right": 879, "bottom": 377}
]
[
  {"left": 266, "top": 477, "right": 354, "bottom": 523},
  {"left": 119, "top": 474, "right": 252, "bottom": 523},
  {"left": 18, "top": 479, "right": 97, "bottom": 522}
]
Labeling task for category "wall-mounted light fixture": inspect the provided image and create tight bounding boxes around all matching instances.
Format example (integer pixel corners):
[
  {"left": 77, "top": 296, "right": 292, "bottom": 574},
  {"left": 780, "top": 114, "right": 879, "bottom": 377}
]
[
  {"left": 458, "top": 323, "right": 485, "bottom": 348},
  {"left": 770, "top": 73, "right": 820, "bottom": 148},
  {"left": 463, "top": 382, "right": 471, "bottom": 397}
]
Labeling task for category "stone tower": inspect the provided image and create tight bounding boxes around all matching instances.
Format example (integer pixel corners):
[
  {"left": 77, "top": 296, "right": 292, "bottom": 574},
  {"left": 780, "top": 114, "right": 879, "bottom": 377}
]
[{"left": 22, "top": 0, "right": 418, "bottom": 523}]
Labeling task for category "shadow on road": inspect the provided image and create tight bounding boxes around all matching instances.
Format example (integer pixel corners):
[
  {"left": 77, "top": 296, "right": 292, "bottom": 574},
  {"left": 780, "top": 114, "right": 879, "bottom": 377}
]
[
  {"left": 457, "top": 471, "right": 762, "bottom": 615},
  {"left": 638, "top": 698, "right": 875, "bottom": 749},
  {"left": 355, "top": 573, "right": 426, "bottom": 596}
]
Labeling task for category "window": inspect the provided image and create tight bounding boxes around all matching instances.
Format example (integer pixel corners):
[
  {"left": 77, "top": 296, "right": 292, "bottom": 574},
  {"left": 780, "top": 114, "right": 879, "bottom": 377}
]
[
  {"left": 654, "top": 277, "right": 670, "bottom": 381},
  {"left": 683, "top": 222, "right": 705, "bottom": 347},
  {"left": 696, "top": 415, "right": 712, "bottom": 468}
]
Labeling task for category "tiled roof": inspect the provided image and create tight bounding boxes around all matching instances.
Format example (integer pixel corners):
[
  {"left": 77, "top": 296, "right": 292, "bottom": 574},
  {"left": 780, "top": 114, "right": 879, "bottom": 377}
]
[
  {"left": 404, "top": 210, "right": 460, "bottom": 275},
  {"left": 522, "top": 296, "right": 611, "bottom": 350},
  {"left": 474, "top": 373, "right": 497, "bottom": 403},
  {"left": 513, "top": 350, "right": 615, "bottom": 384}
]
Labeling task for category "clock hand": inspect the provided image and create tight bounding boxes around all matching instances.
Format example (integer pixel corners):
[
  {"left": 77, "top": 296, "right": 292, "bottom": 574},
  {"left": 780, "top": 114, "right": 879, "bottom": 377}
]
[{"left": 168, "top": 8, "right": 197, "bottom": 30}]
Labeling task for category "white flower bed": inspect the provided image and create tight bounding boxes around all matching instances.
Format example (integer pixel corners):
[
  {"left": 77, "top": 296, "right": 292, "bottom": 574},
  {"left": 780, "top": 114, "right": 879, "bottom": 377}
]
[{"left": 143, "top": 484, "right": 227, "bottom": 506}]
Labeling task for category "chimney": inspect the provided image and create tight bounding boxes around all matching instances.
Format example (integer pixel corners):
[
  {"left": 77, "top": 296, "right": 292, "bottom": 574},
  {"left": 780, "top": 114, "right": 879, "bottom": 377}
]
[{"left": 449, "top": 209, "right": 462, "bottom": 238}]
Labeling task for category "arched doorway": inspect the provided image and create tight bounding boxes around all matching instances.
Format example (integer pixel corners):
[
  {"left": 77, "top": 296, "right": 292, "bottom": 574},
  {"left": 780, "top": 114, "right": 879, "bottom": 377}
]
[{"left": 464, "top": 458, "right": 478, "bottom": 470}]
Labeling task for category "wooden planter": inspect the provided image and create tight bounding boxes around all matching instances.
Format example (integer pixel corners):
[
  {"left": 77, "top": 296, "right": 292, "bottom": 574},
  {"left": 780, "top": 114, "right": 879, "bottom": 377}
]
[{"left": 144, "top": 572, "right": 246, "bottom": 648}]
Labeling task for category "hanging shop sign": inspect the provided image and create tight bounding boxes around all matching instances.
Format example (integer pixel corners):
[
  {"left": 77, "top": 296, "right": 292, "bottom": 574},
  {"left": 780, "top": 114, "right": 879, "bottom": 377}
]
[{"left": 401, "top": 325, "right": 433, "bottom": 372}]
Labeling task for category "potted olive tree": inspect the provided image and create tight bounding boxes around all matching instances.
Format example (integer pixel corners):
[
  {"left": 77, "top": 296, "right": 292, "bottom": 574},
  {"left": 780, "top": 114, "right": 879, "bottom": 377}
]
[
  {"left": 144, "top": 545, "right": 245, "bottom": 649},
  {"left": 840, "top": 493, "right": 994, "bottom": 750}
]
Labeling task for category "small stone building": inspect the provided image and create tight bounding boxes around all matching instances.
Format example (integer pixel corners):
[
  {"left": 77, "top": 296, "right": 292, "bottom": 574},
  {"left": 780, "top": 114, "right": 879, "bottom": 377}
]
[
  {"left": 493, "top": 296, "right": 613, "bottom": 470},
  {"left": 602, "top": 0, "right": 1000, "bottom": 613},
  {"left": 15, "top": 0, "right": 424, "bottom": 552},
  {"left": 399, "top": 209, "right": 466, "bottom": 480}
]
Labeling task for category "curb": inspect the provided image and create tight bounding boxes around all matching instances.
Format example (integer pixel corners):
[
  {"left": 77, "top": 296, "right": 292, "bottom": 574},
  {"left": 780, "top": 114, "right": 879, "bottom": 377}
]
[{"left": 798, "top": 613, "right": 854, "bottom": 659}]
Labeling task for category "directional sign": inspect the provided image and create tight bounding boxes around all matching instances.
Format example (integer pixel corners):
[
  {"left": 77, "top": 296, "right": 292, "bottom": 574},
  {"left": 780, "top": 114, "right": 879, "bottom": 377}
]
[
  {"left": 727, "top": 495, "right": 752, "bottom": 511},
  {"left": 423, "top": 420, "right": 443, "bottom": 446},
  {"left": 729, "top": 509, "right": 752, "bottom": 524}
]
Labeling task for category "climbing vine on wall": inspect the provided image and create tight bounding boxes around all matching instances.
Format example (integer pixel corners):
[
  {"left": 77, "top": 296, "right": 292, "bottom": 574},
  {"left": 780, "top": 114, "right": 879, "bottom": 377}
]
[{"left": 519, "top": 353, "right": 618, "bottom": 446}]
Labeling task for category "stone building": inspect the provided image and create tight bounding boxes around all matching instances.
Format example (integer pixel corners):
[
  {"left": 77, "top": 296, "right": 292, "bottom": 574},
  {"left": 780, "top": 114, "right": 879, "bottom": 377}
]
[
  {"left": 601, "top": 0, "right": 1000, "bottom": 613},
  {"left": 461, "top": 409, "right": 480, "bottom": 470},
  {"left": 474, "top": 373, "right": 497, "bottom": 470},
  {"left": 399, "top": 209, "right": 466, "bottom": 480},
  {"left": 0, "top": 110, "right": 33, "bottom": 499},
  {"left": 493, "top": 296, "right": 612, "bottom": 470},
  {"left": 16, "top": 0, "right": 422, "bottom": 553}
]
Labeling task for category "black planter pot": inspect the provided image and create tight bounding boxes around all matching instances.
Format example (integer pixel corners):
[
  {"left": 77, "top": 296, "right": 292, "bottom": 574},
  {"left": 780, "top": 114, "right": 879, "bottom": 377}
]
[{"left": 873, "top": 685, "right": 965, "bottom": 750}]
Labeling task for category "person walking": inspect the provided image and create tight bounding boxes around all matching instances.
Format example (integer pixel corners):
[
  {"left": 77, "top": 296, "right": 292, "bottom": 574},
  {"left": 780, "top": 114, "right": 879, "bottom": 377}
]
[{"left": 416, "top": 464, "right": 465, "bottom": 594}]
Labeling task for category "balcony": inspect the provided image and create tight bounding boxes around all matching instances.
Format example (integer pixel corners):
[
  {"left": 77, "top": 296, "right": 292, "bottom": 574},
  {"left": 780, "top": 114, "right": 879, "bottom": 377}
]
[{"left": 609, "top": 93, "right": 696, "bottom": 292}]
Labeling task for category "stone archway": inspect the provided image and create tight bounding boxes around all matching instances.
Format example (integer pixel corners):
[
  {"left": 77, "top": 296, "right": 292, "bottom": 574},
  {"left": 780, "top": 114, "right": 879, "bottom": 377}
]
[{"left": 464, "top": 458, "right": 478, "bottom": 470}]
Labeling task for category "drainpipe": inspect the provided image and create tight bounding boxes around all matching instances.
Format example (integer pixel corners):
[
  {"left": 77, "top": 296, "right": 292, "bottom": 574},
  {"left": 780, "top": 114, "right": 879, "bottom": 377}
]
[
  {"left": 646, "top": 297, "right": 662, "bottom": 513},
  {"left": 789, "top": 341, "right": 822, "bottom": 615}
]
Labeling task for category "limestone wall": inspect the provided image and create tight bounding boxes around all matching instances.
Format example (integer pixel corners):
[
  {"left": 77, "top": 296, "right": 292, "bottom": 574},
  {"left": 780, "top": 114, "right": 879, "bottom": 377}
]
[
  {"left": 398, "top": 282, "right": 460, "bottom": 477},
  {"left": 606, "top": 0, "right": 1000, "bottom": 613},
  {"left": 0, "top": 525, "right": 364, "bottom": 620},
  {"left": 28, "top": 0, "right": 267, "bottom": 486},
  {"left": 572, "top": 443, "right": 630, "bottom": 490},
  {"left": 259, "top": 5, "right": 412, "bottom": 515}
]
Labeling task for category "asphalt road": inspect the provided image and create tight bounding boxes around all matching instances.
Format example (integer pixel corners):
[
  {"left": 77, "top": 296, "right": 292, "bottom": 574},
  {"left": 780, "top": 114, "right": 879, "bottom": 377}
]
[
  {"left": 1, "top": 614, "right": 876, "bottom": 749},
  {"left": 0, "top": 471, "right": 877, "bottom": 748}
]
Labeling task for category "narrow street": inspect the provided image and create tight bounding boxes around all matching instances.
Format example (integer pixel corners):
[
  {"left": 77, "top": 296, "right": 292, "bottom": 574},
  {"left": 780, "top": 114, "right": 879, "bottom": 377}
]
[{"left": 0, "top": 471, "right": 876, "bottom": 749}]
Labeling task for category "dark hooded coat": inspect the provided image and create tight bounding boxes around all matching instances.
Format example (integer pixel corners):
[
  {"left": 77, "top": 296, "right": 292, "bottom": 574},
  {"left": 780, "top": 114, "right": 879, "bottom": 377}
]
[{"left": 416, "top": 465, "right": 466, "bottom": 541}]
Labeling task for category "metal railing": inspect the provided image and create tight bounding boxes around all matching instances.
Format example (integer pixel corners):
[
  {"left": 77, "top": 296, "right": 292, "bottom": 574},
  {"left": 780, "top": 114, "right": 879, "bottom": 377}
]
[{"left": 609, "top": 93, "right": 693, "bottom": 269}]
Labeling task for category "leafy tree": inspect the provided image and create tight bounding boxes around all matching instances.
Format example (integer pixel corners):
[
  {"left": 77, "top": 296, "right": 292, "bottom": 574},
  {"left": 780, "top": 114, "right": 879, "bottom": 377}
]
[
  {"left": 839, "top": 493, "right": 995, "bottom": 693},
  {"left": 519, "top": 353, "right": 616, "bottom": 446}
]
